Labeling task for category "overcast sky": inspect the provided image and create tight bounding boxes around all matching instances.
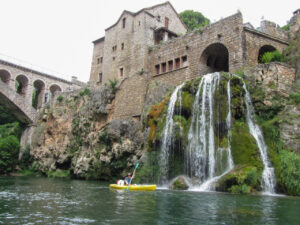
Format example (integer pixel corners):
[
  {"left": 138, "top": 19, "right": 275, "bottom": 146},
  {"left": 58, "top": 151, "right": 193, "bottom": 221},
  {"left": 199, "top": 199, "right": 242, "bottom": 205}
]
[{"left": 0, "top": 0, "right": 298, "bottom": 82}]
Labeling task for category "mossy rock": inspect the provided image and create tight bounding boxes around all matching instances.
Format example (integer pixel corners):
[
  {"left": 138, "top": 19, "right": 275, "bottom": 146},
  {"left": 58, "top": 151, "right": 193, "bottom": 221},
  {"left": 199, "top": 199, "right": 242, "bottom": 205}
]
[
  {"left": 216, "top": 166, "right": 260, "bottom": 193},
  {"left": 231, "top": 121, "right": 263, "bottom": 171},
  {"left": 170, "top": 176, "right": 189, "bottom": 190}
]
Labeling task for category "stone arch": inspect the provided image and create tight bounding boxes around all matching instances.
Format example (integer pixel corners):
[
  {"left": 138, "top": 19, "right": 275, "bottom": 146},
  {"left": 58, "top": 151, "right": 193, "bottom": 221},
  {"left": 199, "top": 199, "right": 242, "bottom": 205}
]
[
  {"left": 200, "top": 43, "right": 229, "bottom": 73},
  {"left": 50, "top": 84, "right": 62, "bottom": 97},
  {"left": 32, "top": 79, "right": 45, "bottom": 109},
  {"left": 15, "top": 74, "right": 29, "bottom": 97},
  {"left": 258, "top": 45, "right": 277, "bottom": 63},
  {"left": 0, "top": 69, "right": 11, "bottom": 84}
]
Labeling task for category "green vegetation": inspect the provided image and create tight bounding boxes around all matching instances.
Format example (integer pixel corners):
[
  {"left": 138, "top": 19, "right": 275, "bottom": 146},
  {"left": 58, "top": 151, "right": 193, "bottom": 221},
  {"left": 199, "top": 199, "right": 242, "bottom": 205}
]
[
  {"left": 217, "top": 166, "right": 260, "bottom": 194},
  {"left": 56, "top": 95, "right": 64, "bottom": 102},
  {"left": 108, "top": 78, "right": 118, "bottom": 94},
  {"left": 0, "top": 105, "right": 18, "bottom": 125},
  {"left": 259, "top": 50, "right": 284, "bottom": 64},
  {"left": 47, "top": 170, "right": 70, "bottom": 178},
  {"left": 32, "top": 88, "right": 40, "bottom": 109},
  {"left": 179, "top": 10, "right": 210, "bottom": 32},
  {"left": 79, "top": 87, "right": 91, "bottom": 97},
  {"left": 278, "top": 150, "right": 300, "bottom": 195},
  {"left": 281, "top": 24, "right": 290, "bottom": 31},
  {"left": 0, "top": 135, "right": 20, "bottom": 174},
  {"left": 0, "top": 105, "right": 24, "bottom": 174}
]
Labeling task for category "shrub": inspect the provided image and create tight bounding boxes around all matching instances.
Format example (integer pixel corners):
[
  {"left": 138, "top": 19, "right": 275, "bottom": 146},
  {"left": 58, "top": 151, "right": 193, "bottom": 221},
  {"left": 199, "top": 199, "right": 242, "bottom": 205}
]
[
  {"left": 0, "top": 135, "right": 20, "bottom": 174},
  {"left": 56, "top": 95, "right": 64, "bottom": 102},
  {"left": 279, "top": 150, "right": 300, "bottom": 195},
  {"left": 109, "top": 78, "right": 118, "bottom": 93},
  {"left": 260, "top": 51, "right": 284, "bottom": 64},
  {"left": 289, "top": 93, "right": 300, "bottom": 105},
  {"left": 79, "top": 87, "right": 91, "bottom": 97}
]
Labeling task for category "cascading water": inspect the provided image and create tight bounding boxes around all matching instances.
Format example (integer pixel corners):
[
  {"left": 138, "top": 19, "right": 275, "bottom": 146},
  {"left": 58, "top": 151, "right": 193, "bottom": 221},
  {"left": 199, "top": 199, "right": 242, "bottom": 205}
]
[
  {"left": 159, "top": 72, "right": 275, "bottom": 194},
  {"left": 242, "top": 81, "right": 276, "bottom": 194},
  {"left": 185, "top": 73, "right": 234, "bottom": 190},
  {"left": 160, "top": 83, "right": 184, "bottom": 183}
]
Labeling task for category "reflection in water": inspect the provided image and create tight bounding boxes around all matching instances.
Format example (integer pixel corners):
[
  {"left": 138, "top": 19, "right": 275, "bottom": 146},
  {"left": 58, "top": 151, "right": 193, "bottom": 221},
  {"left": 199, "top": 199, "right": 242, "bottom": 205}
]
[{"left": 0, "top": 177, "right": 300, "bottom": 225}]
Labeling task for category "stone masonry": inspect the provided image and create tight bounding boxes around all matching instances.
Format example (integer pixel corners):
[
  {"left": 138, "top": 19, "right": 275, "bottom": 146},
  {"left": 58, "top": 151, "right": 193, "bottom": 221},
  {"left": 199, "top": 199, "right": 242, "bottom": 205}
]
[
  {"left": 90, "top": 2, "right": 297, "bottom": 120},
  {"left": 0, "top": 59, "right": 84, "bottom": 124}
]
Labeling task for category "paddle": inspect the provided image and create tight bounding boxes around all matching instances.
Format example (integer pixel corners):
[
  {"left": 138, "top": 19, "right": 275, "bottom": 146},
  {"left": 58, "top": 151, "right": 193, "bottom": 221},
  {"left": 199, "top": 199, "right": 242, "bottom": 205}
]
[{"left": 126, "top": 163, "right": 139, "bottom": 191}]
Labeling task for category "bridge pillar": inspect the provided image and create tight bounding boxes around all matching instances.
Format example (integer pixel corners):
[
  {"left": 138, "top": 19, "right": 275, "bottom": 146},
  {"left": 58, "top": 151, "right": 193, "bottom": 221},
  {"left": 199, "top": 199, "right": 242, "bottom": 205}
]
[{"left": 19, "top": 125, "right": 36, "bottom": 159}]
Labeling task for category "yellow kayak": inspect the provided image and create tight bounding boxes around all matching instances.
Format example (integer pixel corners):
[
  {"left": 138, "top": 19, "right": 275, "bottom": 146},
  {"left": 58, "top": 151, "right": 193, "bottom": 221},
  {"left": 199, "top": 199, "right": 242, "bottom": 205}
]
[{"left": 109, "top": 184, "right": 157, "bottom": 191}]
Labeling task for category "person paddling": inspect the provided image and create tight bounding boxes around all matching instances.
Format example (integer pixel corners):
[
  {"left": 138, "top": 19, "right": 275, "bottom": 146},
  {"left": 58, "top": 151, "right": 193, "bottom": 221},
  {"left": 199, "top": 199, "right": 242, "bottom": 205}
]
[{"left": 124, "top": 172, "right": 135, "bottom": 185}]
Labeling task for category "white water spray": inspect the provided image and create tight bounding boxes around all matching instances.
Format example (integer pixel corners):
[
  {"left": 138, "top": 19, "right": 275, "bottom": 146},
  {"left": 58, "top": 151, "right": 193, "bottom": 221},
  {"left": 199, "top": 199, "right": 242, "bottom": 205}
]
[
  {"left": 160, "top": 83, "right": 184, "bottom": 183},
  {"left": 242, "top": 82, "right": 276, "bottom": 194}
]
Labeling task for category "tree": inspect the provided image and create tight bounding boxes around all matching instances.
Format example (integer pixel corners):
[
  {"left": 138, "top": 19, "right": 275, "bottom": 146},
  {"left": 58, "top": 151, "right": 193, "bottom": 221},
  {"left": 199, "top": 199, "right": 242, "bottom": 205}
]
[
  {"left": 0, "top": 135, "right": 20, "bottom": 174},
  {"left": 179, "top": 10, "right": 210, "bottom": 32}
]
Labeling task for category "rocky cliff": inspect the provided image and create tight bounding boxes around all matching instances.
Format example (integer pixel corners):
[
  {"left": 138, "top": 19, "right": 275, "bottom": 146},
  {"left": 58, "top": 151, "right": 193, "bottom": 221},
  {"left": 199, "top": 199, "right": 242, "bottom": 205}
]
[{"left": 30, "top": 86, "right": 144, "bottom": 180}]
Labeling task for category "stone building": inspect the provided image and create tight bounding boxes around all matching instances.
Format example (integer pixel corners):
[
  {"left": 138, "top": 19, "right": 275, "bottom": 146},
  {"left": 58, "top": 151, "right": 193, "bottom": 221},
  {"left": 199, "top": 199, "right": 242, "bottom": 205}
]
[
  {"left": 90, "top": 1, "right": 297, "bottom": 120},
  {"left": 90, "top": 1, "right": 187, "bottom": 85}
]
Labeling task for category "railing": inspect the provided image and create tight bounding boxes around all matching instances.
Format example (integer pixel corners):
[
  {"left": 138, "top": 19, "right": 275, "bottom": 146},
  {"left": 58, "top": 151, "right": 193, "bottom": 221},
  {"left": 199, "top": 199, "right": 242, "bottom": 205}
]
[{"left": 0, "top": 52, "right": 72, "bottom": 83}]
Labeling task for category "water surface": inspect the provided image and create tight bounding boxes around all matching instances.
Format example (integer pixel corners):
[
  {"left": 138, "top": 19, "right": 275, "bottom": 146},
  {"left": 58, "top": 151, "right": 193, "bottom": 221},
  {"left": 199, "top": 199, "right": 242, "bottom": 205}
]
[{"left": 0, "top": 176, "right": 300, "bottom": 224}]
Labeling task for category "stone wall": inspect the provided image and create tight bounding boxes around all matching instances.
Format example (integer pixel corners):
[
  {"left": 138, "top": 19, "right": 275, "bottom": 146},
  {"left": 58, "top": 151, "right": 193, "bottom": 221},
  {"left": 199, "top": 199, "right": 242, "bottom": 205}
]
[
  {"left": 243, "top": 28, "right": 289, "bottom": 67},
  {"left": 113, "top": 74, "right": 149, "bottom": 119},
  {"left": 90, "top": 39, "right": 104, "bottom": 83},
  {"left": 0, "top": 60, "right": 82, "bottom": 110},
  {"left": 245, "top": 62, "right": 296, "bottom": 96},
  {"left": 90, "top": 2, "right": 187, "bottom": 86},
  {"left": 149, "top": 13, "right": 244, "bottom": 85},
  {"left": 260, "top": 20, "right": 288, "bottom": 41}
]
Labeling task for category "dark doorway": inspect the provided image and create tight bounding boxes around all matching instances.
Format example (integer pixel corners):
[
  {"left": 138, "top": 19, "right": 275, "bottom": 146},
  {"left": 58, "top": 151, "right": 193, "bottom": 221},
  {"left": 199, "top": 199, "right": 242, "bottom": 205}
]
[{"left": 200, "top": 43, "right": 229, "bottom": 73}]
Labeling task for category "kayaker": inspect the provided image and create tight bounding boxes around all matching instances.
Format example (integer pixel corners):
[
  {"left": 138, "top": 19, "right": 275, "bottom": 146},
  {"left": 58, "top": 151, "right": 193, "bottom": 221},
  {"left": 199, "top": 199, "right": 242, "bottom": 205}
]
[
  {"left": 124, "top": 173, "right": 132, "bottom": 185},
  {"left": 125, "top": 170, "right": 136, "bottom": 185}
]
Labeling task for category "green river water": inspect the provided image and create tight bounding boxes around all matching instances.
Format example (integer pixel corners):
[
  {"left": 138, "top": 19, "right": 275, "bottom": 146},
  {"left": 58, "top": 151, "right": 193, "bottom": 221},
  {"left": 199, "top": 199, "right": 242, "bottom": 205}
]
[{"left": 0, "top": 176, "right": 300, "bottom": 225}]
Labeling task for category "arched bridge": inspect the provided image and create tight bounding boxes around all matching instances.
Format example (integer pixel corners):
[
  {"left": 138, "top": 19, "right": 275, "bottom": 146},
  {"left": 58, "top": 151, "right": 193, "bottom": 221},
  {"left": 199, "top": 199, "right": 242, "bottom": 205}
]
[{"left": 0, "top": 58, "right": 84, "bottom": 124}]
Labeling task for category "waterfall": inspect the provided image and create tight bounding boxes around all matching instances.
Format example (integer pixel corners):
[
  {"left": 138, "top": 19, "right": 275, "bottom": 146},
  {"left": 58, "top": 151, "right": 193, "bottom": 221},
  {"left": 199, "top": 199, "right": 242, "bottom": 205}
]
[
  {"left": 242, "top": 82, "right": 276, "bottom": 194},
  {"left": 160, "top": 83, "right": 184, "bottom": 183},
  {"left": 159, "top": 72, "right": 274, "bottom": 194},
  {"left": 185, "top": 72, "right": 234, "bottom": 190},
  {"left": 194, "top": 74, "right": 234, "bottom": 191}
]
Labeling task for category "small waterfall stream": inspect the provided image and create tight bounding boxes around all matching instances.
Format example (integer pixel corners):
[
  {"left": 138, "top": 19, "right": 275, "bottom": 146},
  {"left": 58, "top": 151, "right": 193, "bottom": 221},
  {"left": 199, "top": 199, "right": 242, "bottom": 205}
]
[
  {"left": 242, "top": 82, "right": 276, "bottom": 194},
  {"left": 160, "top": 83, "right": 184, "bottom": 183}
]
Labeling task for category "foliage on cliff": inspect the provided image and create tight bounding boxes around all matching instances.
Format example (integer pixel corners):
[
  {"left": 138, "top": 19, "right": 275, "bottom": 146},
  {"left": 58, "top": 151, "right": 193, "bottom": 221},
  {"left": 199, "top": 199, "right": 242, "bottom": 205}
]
[
  {"left": 283, "top": 31, "right": 300, "bottom": 78},
  {"left": 29, "top": 85, "right": 144, "bottom": 181},
  {"left": 179, "top": 10, "right": 210, "bottom": 32},
  {"left": 0, "top": 105, "right": 23, "bottom": 174},
  {"left": 141, "top": 69, "right": 300, "bottom": 196}
]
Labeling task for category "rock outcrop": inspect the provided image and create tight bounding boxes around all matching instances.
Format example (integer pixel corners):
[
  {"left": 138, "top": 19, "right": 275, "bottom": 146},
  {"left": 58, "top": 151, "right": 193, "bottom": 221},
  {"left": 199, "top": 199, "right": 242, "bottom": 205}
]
[{"left": 30, "top": 86, "right": 144, "bottom": 180}]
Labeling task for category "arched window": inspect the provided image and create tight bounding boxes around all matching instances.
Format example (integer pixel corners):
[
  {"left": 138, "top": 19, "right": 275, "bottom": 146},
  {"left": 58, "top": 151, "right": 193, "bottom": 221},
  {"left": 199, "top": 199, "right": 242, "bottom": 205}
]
[
  {"left": 258, "top": 45, "right": 277, "bottom": 63},
  {"left": 0, "top": 70, "right": 11, "bottom": 84},
  {"left": 15, "top": 75, "right": 29, "bottom": 96},
  {"left": 32, "top": 80, "right": 45, "bottom": 109}
]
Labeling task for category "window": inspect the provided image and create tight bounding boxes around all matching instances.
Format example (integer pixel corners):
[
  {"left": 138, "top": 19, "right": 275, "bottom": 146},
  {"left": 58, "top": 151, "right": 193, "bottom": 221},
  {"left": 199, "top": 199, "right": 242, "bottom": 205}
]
[
  {"left": 99, "top": 73, "right": 103, "bottom": 83},
  {"left": 112, "top": 45, "right": 117, "bottom": 52},
  {"left": 44, "top": 92, "right": 49, "bottom": 103},
  {"left": 121, "top": 43, "right": 124, "bottom": 50},
  {"left": 182, "top": 56, "right": 188, "bottom": 67},
  {"left": 97, "top": 57, "right": 103, "bottom": 64},
  {"left": 138, "top": 21, "right": 141, "bottom": 26},
  {"left": 168, "top": 60, "right": 173, "bottom": 71},
  {"left": 155, "top": 65, "right": 160, "bottom": 75},
  {"left": 120, "top": 68, "right": 124, "bottom": 77},
  {"left": 165, "top": 17, "right": 169, "bottom": 29},
  {"left": 175, "top": 58, "right": 180, "bottom": 69},
  {"left": 122, "top": 18, "right": 126, "bottom": 28},
  {"left": 162, "top": 62, "right": 166, "bottom": 73}
]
